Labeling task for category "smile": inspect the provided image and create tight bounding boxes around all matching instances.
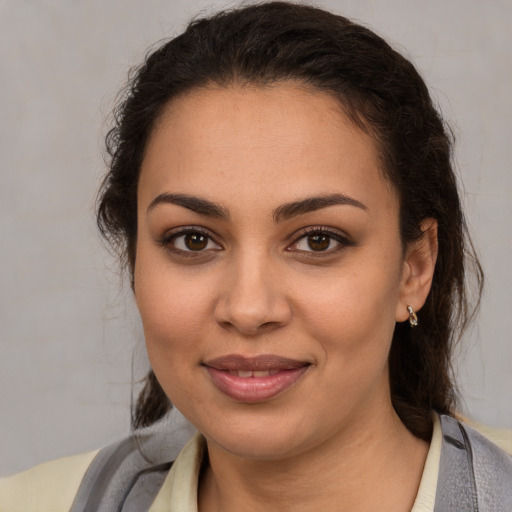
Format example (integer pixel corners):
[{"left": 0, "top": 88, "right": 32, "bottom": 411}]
[
  {"left": 203, "top": 355, "right": 310, "bottom": 403},
  {"left": 227, "top": 369, "right": 280, "bottom": 377}
]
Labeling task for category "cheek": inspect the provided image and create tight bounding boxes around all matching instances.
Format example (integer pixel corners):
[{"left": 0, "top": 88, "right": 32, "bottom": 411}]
[
  {"left": 134, "top": 249, "right": 213, "bottom": 364},
  {"left": 296, "top": 257, "right": 402, "bottom": 363},
  {"left": 135, "top": 267, "right": 210, "bottom": 409},
  {"left": 293, "top": 269, "right": 400, "bottom": 415}
]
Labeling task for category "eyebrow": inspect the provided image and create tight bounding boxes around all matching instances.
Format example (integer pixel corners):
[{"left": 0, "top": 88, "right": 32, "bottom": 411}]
[
  {"left": 272, "top": 193, "right": 367, "bottom": 223},
  {"left": 147, "top": 192, "right": 366, "bottom": 222},
  {"left": 147, "top": 193, "right": 229, "bottom": 219}
]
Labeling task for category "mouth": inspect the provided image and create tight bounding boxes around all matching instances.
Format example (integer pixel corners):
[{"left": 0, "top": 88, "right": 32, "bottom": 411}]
[{"left": 203, "top": 354, "right": 311, "bottom": 403}]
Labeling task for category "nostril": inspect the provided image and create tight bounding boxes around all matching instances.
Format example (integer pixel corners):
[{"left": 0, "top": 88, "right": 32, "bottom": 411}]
[
  {"left": 218, "top": 320, "right": 234, "bottom": 330},
  {"left": 216, "top": 318, "right": 284, "bottom": 336},
  {"left": 213, "top": 281, "right": 292, "bottom": 335},
  {"left": 260, "top": 321, "right": 281, "bottom": 330}
]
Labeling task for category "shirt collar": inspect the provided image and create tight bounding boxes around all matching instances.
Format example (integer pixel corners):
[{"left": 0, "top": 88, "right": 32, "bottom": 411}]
[{"left": 149, "top": 415, "right": 441, "bottom": 512}]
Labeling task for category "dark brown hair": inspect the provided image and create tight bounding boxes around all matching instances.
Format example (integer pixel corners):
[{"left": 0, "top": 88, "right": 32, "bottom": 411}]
[{"left": 97, "top": 1, "right": 483, "bottom": 440}]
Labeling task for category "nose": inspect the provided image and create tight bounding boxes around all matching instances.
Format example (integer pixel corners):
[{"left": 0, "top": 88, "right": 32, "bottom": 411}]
[{"left": 213, "top": 250, "right": 292, "bottom": 336}]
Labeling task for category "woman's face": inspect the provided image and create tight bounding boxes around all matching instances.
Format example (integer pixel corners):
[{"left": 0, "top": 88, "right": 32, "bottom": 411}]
[{"left": 135, "top": 83, "right": 420, "bottom": 459}]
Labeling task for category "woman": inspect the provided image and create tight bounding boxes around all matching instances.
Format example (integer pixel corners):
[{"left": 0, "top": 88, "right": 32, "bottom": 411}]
[{"left": 1, "top": 2, "right": 511, "bottom": 511}]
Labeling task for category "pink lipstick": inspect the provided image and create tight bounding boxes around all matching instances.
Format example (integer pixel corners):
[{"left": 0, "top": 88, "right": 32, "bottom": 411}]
[{"left": 203, "top": 355, "right": 310, "bottom": 403}]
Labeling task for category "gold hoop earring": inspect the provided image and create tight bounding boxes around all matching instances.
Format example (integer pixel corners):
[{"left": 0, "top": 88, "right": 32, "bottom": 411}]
[{"left": 407, "top": 305, "right": 418, "bottom": 327}]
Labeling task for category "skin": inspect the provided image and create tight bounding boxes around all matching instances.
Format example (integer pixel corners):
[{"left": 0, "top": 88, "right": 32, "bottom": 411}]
[{"left": 135, "top": 83, "right": 438, "bottom": 511}]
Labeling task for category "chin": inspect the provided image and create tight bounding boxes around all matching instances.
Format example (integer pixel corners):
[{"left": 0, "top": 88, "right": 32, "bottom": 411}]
[
  {"left": 190, "top": 406, "right": 325, "bottom": 461},
  {"left": 208, "top": 430, "right": 311, "bottom": 461}
]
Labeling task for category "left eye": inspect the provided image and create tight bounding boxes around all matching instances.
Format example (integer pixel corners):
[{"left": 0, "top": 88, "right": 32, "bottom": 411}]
[{"left": 293, "top": 231, "right": 344, "bottom": 252}]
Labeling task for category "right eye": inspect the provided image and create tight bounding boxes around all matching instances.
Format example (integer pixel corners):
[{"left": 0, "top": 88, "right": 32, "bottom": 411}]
[{"left": 161, "top": 229, "right": 222, "bottom": 254}]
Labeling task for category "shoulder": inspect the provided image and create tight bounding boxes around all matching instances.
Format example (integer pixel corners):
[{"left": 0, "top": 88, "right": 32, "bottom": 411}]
[
  {"left": 0, "top": 414, "right": 195, "bottom": 512},
  {"left": 437, "top": 414, "right": 512, "bottom": 511},
  {"left": 460, "top": 418, "right": 512, "bottom": 508},
  {"left": 0, "top": 450, "right": 98, "bottom": 512},
  {"left": 457, "top": 415, "right": 512, "bottom": 456}
]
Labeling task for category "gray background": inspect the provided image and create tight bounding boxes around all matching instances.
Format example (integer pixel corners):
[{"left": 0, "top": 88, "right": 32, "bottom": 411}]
[{"left": 1, "top": 0, "right": 511, "bottom": 476}]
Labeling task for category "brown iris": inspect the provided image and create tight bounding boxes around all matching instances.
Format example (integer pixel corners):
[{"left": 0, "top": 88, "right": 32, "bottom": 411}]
[
  {"left": 307, "top": 233, "right": 330, "bottom": 251},
  {"left": 184, "top": 233, "right": 208, "bottom": 250}
]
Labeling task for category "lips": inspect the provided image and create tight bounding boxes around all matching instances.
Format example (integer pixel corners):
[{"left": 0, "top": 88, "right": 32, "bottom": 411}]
[
  {"left": 227, "top": 369, "right": 281, "bottom": 377},
  {"left": 203, "top": 355, "right": 310, "bottom": 403}
]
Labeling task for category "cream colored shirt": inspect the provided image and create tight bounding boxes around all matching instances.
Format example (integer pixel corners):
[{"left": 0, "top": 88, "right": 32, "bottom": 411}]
[
  {"left": 148, "top": 414, "right": 443, "bottom": 512},
  {"left": 2, "top": 414, "right": 511, "bottom": 512}
]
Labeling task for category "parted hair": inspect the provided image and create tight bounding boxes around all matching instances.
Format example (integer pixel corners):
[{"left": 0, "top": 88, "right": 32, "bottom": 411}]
[{"left": 97, "top": 1, "right": 483, "bottom": 441}]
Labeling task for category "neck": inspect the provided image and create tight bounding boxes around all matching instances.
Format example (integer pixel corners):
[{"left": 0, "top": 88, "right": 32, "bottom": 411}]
[{"left": 198, "top": 403, "right": 429, "bottom": 512}]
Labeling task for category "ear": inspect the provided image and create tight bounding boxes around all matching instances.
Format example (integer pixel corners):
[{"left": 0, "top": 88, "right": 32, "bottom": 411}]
[{"left": 395, "top": 219, "right": 438, "bottom": 323}]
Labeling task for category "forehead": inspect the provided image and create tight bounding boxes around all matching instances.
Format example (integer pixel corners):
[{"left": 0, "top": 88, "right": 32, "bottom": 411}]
[{"left": 139, "top": 83, "right": 397, "bottom": 214}]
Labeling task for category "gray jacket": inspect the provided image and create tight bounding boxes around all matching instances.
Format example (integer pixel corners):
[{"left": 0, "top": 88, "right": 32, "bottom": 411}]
[{"left": 69, "top": 414, "right": 512, "bottom": 512}]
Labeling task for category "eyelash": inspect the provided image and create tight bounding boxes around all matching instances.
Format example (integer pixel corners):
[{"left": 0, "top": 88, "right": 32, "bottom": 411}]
[
  {"left": 288, "top": 226, "right": 354, "bottom": 256},
  {"left": 158, "top": 226, "right": 353, "bottom": 258},
  {"left": 159, "top": 227, "right": 222, "bottom": 257}
]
